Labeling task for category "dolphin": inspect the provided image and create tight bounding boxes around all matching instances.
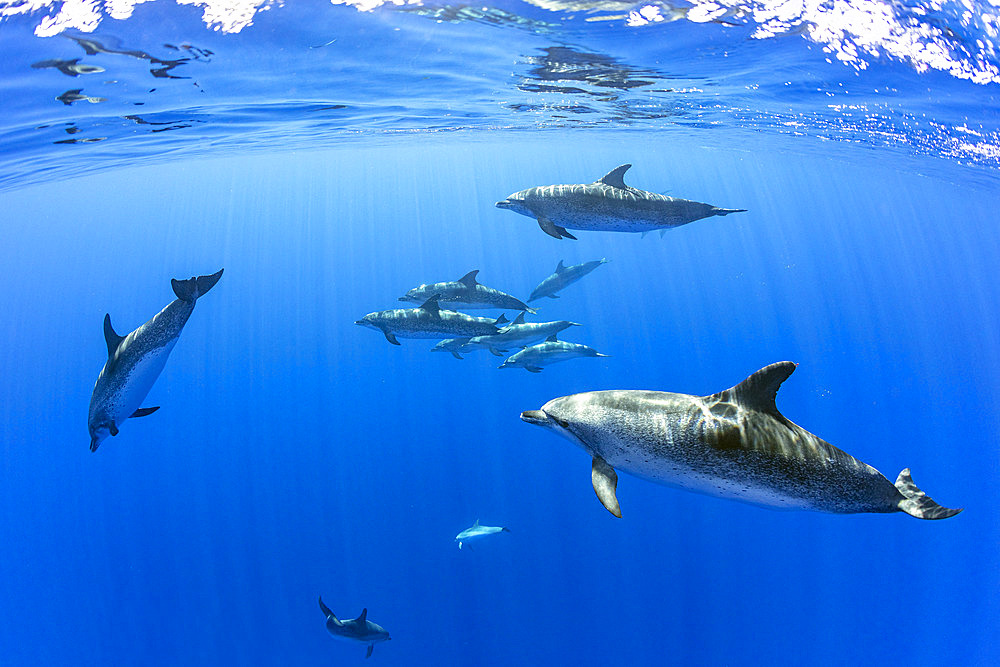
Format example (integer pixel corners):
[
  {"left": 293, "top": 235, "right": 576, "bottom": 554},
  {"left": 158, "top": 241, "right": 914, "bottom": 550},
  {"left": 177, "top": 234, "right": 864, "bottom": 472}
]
[
  {"left": 529, "top": 258, "right": 608, "bottom": 301},
  {"left": 496, "top": 164, "right": 746, "bottom": 239},
  {"left": 455, "top": 519, "right": 511, "bottom": 550},
  {"left": 520, "top": 361, "right": 962, "bottom": 520},
  {"left": 431, "top": 337, "right": 473, "bottom": 359},
  {"left": 355, "top": 295, "right": 505, "bottom": 345},
  {"left": 464, "top": 312, "right": 580, "bottom": 357},
  {"left": 499, "top": 334, "right": 609, "bottom": 373},
  {"left": 399, "top": 270, "right": 536, "bottom": 313},
  {"left": 318, "top": 596, "right": 390, "bottom": 659},
  {"left": 88, "top": 269, "right": 223, "bottom": 452}
]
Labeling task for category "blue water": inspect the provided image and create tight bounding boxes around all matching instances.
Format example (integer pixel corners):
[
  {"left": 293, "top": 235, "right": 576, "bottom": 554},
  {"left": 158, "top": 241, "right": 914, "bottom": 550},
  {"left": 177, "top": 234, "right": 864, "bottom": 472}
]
[{"left": 1, "top": 2, "right": 999, "bottom": 665}]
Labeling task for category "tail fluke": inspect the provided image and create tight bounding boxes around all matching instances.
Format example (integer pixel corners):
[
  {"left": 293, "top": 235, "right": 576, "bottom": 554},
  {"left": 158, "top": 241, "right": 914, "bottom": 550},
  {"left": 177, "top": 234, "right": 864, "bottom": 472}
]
[
  {"left": 895, "top": 469, "right": 963, "bottom": 520},
  {"left": 171, "top": 268, "right": 224, "bottom": 303},
  {"left": 318, "top": 596, "right": 336, "bottom": 620}
]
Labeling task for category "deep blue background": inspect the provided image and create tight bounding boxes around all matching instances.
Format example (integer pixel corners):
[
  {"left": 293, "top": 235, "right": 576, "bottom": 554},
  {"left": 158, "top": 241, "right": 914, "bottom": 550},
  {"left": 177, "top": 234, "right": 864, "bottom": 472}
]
[{"left": 0, "top": 134, "right": 997, "bottom": 665}]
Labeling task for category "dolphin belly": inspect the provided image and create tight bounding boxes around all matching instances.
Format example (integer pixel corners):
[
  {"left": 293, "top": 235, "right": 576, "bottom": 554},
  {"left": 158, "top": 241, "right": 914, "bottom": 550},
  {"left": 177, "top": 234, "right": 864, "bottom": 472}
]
[{"left": 92, "top": 339, "right": 178, "bottom": 428}]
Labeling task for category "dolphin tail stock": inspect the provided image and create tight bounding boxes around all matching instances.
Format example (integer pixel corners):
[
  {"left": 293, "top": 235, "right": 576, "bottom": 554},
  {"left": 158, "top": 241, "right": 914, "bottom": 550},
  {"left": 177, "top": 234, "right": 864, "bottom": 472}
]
[
  {"left": 171, "top": 268, "right": 224, "bottom": 303},
  {"left": 894, "top": 469, "right": 962, "bottom": 520},
  {"left": 711, "top": 207, "right": 747, "bottom": 217},
  {"left": 318, "top": 596, "right": 337, "bottom": 621}
]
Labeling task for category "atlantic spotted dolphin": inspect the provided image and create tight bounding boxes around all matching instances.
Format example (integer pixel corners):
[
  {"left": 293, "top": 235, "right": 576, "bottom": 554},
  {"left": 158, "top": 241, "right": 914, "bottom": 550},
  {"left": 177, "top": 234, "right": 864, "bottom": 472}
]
[
  {"left": 529, "top": 258, "right": 608, "bottom": 301},
  {"left": 496, "top": 164, "right": 746, "bottom": 239},
  {"left": 88, "top": 269, "right": 223, "bottom": 452},
  {"left": 520, "top": 362, "right": 961, "bottom": 519},
  {"left": 465, "top": 312, "right": 580, "bottom": 357},
  {"left": 499, "top": 334, "right": 609, "bottom": 373},
  {"left": 400, "top": 270, "right": 536, "bottom": 313},
  {"left": 455, "top": 519, "right": 510, "bottom": 550},
  {"left": 356, "top": 295, "right": 505, "bottom": 345},
  {"left": 318, "top": 597, "right": 390, "bottom": 659}
]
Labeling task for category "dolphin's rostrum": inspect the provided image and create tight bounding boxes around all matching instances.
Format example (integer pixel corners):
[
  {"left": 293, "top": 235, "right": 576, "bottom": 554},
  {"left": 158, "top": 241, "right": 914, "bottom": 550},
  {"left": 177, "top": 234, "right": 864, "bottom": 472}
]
[
  {"left": 318, "top": 596, "right": 390, "bottom": 659},
  {"left": 521, "top": 362, "right": 961, "bottom": 519},
  {"left": 87, "top": 269, "right": 223, "bottom": 452},
  {"left": 496, "top": 164, "right": 745, "bottom": 239}
]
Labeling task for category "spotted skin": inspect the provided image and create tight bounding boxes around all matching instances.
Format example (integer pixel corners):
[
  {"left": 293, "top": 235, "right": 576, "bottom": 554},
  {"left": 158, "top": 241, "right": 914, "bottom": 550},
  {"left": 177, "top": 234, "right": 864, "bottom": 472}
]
[
  {"left": 496, "top": 164, "right": 745, "bottom": 238},
  {"left": 88, "top": 270, "right": 222, "bottom": 451},
  {"left": 521, "top": 362, "right": 961, "bottom": 519},
  {"left": 355, "top": 296, "right": 501, "bottom": 344}
]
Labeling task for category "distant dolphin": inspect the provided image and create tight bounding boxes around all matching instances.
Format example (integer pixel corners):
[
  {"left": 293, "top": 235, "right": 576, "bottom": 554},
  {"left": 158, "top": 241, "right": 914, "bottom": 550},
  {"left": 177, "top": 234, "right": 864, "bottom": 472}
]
[
  {"left": 529, "top": 258, "right": 608, "bottom": 301},
  {"left": 88, "top": 269, "right": 223, "bottom": 452},
  {"left": 520, "top": 362, "right": 962, "bottom": 520},
  {"left": 496, "top": 164, "right": 746, "bottom": 239},
  {"left": 400, "top": 270, "right": 536, "bottom": 313},
  {"left": 355, "top": 295, "right": 505, "bottom": 345},
  {"left": 455, "top": 519, "right": 510, "bottom": 549},
  {"left": 464, "top": 312, "right": 580, "bottom": 357},
  {"left": 499, "top": 334, "right": 609, "bottom": 373},
  {"left": 318, "top": 596, "right": 390, "bottom": 659}
]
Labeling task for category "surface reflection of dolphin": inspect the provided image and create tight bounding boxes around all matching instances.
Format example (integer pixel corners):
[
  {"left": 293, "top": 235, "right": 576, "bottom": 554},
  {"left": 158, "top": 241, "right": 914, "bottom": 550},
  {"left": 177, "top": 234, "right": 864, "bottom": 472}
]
[
  {"left": 31, "top": 58, "right": 105, "bottom": 77},
  {"left": 56, "top": 89, "right": 105, "bottom": 105}
]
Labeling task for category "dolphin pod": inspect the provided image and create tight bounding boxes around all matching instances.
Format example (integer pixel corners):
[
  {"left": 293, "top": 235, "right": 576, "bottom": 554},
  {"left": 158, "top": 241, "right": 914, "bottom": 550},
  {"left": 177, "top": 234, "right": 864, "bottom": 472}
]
[
  {"left": 520, "top": 361, "right": 961, "bottom": 520},
  {"left": 88, "top": 269, "right": 223, "bottom": 452}
]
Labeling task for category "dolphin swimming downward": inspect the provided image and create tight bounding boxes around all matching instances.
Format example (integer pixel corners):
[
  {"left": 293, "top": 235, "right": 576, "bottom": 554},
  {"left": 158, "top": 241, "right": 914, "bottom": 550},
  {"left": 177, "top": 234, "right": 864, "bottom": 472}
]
[
  {"left": 88, "top": 269, "right": 223, "bottom": 452},
  {"left": 496, "top": 164, "right": 746, "bottom": 240},
  {"left": 520, "top": 362, "right": 961, "bottom": 519},
  {"left": 318, "top": 596, "right": 390, "bottom": 659}
]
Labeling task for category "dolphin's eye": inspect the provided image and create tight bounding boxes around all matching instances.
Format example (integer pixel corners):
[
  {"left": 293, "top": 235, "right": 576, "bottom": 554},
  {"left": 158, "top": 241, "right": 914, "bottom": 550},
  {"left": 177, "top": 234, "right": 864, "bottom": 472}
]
[{"left": 557, "top": 418, "right": 569, "bottom": 428}]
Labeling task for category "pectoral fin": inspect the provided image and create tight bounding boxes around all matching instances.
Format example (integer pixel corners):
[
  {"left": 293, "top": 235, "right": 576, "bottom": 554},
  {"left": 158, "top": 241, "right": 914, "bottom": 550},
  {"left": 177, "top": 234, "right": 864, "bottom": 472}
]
[
  {"left": 525, "top": 365, "right": 543, "bottom": 373},
  {"left": 450, "top": 350, "right": 463, "bottom": 360},
  {"left": 366, "top": 644, "right": 374, "bottom": 659},
  {"left": 537, "top": 217, "right": 577, "bottom": 240},
  {"left": 131, "top": 406, "right": 160, "bottom": 418},
  {"left": 383, "top": 330, "right": 401, "bottom": 345},
  {"left": 109, "top": 423, "right": 119, "bottom": 437},
  {"left": 591, "top": 456, "right": 621, "bottom": 517}
]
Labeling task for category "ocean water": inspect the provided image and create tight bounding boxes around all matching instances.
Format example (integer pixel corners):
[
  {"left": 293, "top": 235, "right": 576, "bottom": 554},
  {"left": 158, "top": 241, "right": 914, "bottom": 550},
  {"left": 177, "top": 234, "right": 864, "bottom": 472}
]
[{"left": 1, "top": 1, "right": 998, "bottom": 665}]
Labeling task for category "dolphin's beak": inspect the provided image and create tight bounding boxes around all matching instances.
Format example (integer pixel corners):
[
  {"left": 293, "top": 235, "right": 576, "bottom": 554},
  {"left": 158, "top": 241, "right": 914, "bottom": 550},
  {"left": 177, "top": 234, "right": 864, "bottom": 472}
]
[
  {"left": 354, "top": 320, "right": 365, "bottom": 326},
  {"left": 520, "top": 410, "right": 548, "bottom": 425},
  {"left": 398, "top": 297, "right": 407, "bottom": 301},
  {"left": 495, "top": 200, "right": 511, "bottom": 209}
]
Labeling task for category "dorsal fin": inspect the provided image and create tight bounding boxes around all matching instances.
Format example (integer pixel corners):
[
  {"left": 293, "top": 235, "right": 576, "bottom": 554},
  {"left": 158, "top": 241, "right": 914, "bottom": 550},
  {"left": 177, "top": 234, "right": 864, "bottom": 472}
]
[
  {"left": 556, "top": 260, "right": 566, "bottom": 272},
  {"left": 717, "top": 362, "right": 797, "bottom": 416},
  {"left": 495, "top": 313, "right": 509, "bottom": 326},
  {"left": 418, "top": 295, "right": 441, "bottom": 315},
  {"left": 318, "top": 596, "right": 336, "bottom": 620},
  {"left": 474, "top": 518, "right": 480, "bottom": 526},
  {"left": 597, "top": 164, "right": 631, "bottom": 189},
  {"left": 357, "top": 608, "right": 368, "bottom": 624},
  {"left": 545, "top": 333, "right": 559, "bottom": 342},
  {"left": 511, "top": 312, "right": 526, "bottom": 326},
  {"left": 103, "top": 313, "right": 124, "bottom": 357},
  {"left": 458, "top": 270, "right": 479, "bottom": 288}
]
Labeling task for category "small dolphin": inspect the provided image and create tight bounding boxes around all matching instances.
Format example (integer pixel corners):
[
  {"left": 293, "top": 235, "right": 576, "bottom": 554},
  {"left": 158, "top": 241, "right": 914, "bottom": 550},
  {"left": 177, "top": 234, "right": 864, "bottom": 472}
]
[
  {"left": 355, "top": 295, "right": 505, "bottom": 346},
  {"left": 88, "top": 269, "right": 223, "bottom": 452},
  {"left": 400, "top": 270, "right": 536, "bottom": 313},
  {"left": 529, "top": 258, "right": 608, "bottom": 301},
  {"left": 318, "top": 596, "right": 390, "bottom": 659},
  {"left": 56, "top": 88, "right": 105, "bottom": 105},
  {"left": 465, "top": 312, "right": 580, "bottom": 357},
  {"left": 455, "top": 519, "right": 511, "bottom": 550},
  {"left": 520, "top": 362, "right": 962, "bottom": 520},
  {"left": 431, "top": 337, "right": 473, "bottom": 359},
  {"left": 496, "top": 164, "right": 746, "bottom": 239},
  {"left": 499, "top": 334, "right": 609, "bottom": 373}
]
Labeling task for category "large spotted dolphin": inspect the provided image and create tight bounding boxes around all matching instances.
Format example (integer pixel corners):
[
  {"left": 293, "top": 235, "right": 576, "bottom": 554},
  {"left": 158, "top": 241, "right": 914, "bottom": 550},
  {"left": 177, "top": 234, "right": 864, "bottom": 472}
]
[
  {"left": 318, "top": 597, "right": 390, "bottom": 659},
  {"left": 87, "top": 269, "right": 223, "bottom": 452},
  {"left": 496, "top": 164, "right": 746, "bottom": 239},
  {"left": 520, "top": 362, "right": 961, "bottom": 520}
]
